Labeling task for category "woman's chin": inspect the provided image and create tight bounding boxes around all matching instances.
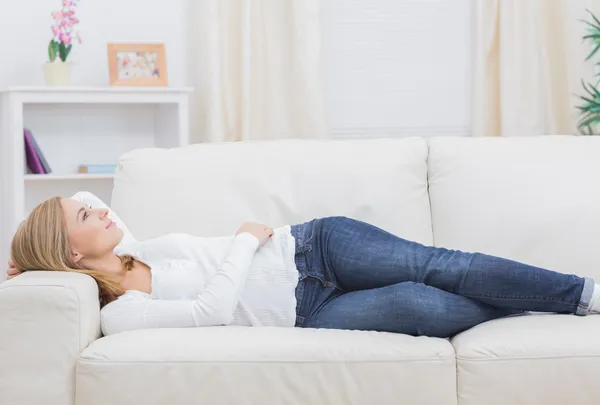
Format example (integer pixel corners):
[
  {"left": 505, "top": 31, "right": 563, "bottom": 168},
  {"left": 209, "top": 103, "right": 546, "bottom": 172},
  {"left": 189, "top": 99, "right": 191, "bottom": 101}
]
[{"left": 111, "top": 227, "right": 125, "bottom": 245}]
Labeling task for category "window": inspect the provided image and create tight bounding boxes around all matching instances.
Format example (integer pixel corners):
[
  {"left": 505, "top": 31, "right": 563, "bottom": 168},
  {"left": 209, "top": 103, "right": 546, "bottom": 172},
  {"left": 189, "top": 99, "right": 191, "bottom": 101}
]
[{"left": 322, "top": 0, "right": 472, "bottom": 138}]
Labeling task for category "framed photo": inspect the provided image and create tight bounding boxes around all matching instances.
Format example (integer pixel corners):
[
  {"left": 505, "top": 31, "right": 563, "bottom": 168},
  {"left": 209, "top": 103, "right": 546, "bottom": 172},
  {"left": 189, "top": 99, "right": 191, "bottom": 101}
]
[{"left": 107, "top": 43, "right": 168, "bottom": 87}]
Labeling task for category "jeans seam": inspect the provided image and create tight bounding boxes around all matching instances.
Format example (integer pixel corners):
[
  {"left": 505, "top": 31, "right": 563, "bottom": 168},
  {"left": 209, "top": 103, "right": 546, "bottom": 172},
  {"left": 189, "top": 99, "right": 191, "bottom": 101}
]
[
  {"left": 460, "top": 292, "right": 578, "bottom": 305},
  {"left": 459, "top": 253, "right": 582, "bottom": 307},
  {"left": 323, "top": 216, "right": 346, "bottom": 291},
  {"left": 304, "top": 219, "right": 317, "bottom": 246}
]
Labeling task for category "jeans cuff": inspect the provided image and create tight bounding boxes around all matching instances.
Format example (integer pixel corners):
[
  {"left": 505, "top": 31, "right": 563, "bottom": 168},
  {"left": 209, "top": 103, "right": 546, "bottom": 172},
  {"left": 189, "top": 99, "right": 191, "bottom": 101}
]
[{"left": 576, "top": 277, "right": 595, "bottom": 316}]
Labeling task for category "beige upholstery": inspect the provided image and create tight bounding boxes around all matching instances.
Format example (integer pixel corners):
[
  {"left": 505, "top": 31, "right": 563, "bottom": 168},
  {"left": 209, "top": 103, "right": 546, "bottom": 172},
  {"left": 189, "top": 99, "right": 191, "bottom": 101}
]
[
  {"left": 428, "top": 135, "right": 600, "bottom": 405},
  {"left": 77, "top": 327, "right": 456, "bottom": 405},
  {"left": 110, "top": 138, "right": 433, "bottom": 245},
  {"left": 452, "top": 314, "right": 600, "bottom": 405},
  {"left": 427, "top": 135, "right": 600, "bottom": 280},
  {"left": 1, "top": 136, "right": 599, "bottom": 405},
  {"left": 0, "top": 272, "right": 101, "bottom": 405}
]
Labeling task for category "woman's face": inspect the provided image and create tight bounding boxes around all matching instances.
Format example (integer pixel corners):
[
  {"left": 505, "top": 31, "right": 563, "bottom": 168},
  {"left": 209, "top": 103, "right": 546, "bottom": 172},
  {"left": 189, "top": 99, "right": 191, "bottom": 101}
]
[{"left": 60, "top": 198, "right": 124, "bottom": 262}]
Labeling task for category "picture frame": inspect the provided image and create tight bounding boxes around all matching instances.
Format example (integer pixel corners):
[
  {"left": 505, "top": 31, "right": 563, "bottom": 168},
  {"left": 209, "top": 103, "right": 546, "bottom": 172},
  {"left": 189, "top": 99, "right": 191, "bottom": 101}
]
[{"left": 107, "top": 43, "right": 168, "bottom": 87}]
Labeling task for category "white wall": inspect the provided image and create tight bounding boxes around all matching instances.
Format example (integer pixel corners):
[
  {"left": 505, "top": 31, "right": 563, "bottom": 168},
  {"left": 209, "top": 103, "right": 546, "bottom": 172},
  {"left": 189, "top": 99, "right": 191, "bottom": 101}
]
[
  {"left": 321, "top": 0, "right": 472, "bottom": 138},
  {"left": 0, "top": 0, "right": 472, "bottom": 135},
  {"left": 0, "top": 0, "right": 189, "bottom": 88}
]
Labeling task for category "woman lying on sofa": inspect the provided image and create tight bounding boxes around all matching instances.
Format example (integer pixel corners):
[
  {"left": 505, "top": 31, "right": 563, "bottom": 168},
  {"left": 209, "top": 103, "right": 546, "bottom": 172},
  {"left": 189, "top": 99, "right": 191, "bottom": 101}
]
[{"left": 6, "top": 192, "right": 600, "bottom": 337}]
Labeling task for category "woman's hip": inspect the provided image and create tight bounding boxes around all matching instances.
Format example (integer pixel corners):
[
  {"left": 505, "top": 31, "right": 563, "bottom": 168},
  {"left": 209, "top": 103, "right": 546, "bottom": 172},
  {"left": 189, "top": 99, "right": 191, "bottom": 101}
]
[{"left": 290, "top": 217, "right": 344, "bottom": 327}]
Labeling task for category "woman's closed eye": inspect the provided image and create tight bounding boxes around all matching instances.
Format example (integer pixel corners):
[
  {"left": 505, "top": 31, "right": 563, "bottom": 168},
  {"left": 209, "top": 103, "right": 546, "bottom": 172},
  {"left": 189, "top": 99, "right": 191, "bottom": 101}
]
[{"left": 82, "top": 204, "right": 92, "bottom": 221}]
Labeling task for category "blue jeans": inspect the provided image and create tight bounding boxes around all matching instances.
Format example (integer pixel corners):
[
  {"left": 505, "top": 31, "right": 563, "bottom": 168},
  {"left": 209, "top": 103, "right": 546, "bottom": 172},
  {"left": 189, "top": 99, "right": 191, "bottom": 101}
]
[{"left": 290, "top": 217, "right": 595, "bottom": 338}]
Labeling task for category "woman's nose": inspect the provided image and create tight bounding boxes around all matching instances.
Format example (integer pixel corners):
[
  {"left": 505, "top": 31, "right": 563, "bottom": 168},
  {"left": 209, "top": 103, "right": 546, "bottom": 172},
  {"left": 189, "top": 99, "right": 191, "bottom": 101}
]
[{"left": 95, "top": 209, "right": 109, "bottom": 219}]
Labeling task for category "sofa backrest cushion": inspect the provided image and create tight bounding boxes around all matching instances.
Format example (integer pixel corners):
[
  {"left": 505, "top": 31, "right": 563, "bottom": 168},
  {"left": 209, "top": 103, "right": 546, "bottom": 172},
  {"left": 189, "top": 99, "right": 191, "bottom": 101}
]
[
  {"left": 427, "top": 135, "right": 600, "bottom": 279},
  {"left": 111, "top": 138, "right": 433, "bottom": 245}
]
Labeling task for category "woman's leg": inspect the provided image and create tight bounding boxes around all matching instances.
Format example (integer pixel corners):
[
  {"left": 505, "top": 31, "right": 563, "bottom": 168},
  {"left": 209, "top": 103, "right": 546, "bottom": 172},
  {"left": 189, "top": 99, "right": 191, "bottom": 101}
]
[
  {"left": 305, "top": 216, "right": 595, "bottom": 315},
  {"left": 303, "top": 281, "right": 521, "bottom": 338}
]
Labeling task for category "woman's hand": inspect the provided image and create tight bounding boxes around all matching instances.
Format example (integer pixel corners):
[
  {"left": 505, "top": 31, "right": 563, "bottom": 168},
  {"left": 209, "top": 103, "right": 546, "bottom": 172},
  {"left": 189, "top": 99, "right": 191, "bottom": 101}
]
[
  {"left": 6, "top": 258, "right": 22, "bottom": 280},
  {"left": 236, "top": 222, "right": 274, "bottom": 247}
]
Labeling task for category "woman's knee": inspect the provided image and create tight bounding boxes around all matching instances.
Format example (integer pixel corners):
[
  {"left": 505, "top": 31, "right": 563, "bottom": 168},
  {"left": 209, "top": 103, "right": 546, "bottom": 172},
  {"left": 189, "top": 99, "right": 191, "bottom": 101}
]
[
  {"left": 391, "top": 282, "right": 450, "bottom": 319},
  {"left": 388, "top": 282, "right": 472, "bottom": 337}
]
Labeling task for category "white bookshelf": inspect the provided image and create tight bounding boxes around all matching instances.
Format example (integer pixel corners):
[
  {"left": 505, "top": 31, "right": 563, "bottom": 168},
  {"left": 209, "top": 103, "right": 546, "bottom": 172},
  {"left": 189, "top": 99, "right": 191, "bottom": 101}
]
[
  {"left": 24, "top": 173, "right": 116, "bottom": 181},
  {"left": 0, "top": 86, "right": 192, "bottom": 274}
]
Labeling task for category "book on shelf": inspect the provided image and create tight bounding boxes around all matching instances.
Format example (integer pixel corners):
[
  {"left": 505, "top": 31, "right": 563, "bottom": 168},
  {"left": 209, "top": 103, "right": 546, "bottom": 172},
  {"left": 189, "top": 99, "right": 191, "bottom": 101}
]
[
  {"left": 78, "top": 164, "right": 118, "bottom": 174},
  {"left": 28, "top": 130, "right": 52, "bottom": 174},
  {"left": 24, "top": 134, "right": 43, "bottom": 174},
  {"left": 24, "top": 128, "right": 52, "bottom": 174}
]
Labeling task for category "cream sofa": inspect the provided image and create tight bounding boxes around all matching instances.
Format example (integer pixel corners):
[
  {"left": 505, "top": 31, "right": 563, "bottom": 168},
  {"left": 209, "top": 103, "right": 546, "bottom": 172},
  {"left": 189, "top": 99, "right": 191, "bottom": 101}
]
[{"left": 1, "top": 136, "right": 600, "bottom": 405}]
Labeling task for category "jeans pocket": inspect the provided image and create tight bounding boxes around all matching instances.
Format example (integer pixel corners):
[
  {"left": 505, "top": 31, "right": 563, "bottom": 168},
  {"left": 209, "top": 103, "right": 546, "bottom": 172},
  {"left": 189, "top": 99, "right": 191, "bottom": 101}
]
[{"left": 292, "top": 220, "right": 317, "bottom": 254}]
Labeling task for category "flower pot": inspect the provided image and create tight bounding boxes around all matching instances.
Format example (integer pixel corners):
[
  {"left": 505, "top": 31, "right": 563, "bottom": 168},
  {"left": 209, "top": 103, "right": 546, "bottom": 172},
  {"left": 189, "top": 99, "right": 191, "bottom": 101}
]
[{"left": 43, "top": 61, "right": 73, "bottom": 86}]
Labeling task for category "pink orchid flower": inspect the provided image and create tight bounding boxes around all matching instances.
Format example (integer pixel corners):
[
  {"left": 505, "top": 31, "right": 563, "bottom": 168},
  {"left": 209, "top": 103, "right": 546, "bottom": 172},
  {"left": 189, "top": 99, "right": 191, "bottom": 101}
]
[
  {"left": 59, "top": 32, "right": 72, "bottom": 45},
  {"left": 49, "top": 0, "right": 81, "bottom": 51}
]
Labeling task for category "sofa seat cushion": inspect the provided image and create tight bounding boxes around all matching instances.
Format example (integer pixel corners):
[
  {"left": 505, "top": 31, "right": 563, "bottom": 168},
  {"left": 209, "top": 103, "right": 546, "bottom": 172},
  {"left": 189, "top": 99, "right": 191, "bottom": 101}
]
[
  {"left": 452, "top": 314, "right": 600, "bottom": 405},
  {"left": 77, "top": 327, "right": 456, "bottom": 405}
]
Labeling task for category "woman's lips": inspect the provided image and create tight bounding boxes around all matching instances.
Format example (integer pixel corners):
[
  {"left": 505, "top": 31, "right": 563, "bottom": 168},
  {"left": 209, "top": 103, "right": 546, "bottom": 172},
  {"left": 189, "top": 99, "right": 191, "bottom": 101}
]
[{"left": 106, "top": 220, "right": 114, "bottom": 229}]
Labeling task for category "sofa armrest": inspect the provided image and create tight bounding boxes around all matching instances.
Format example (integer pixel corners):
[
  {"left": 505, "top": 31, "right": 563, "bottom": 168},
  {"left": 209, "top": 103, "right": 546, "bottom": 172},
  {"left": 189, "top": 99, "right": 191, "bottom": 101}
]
[{"left": 0, "top": 271, "right": 101, "bottom": 405}]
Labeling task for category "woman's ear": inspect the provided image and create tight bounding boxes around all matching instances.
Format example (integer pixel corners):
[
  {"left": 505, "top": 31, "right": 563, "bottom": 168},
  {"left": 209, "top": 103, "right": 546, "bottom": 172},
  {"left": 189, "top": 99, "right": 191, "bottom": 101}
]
[{"left": 72, "top": 251, "right": 83, "bottom": 264}]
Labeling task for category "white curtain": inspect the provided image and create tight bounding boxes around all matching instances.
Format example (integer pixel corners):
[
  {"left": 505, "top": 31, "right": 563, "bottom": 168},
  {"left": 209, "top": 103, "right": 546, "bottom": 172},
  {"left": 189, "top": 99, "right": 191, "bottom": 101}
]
[
  {"left": 188, "top": 0, "right": 327, "bottom": 143},
  {"left": 472, "top": 0, "right": 600, "bottom": 137}
]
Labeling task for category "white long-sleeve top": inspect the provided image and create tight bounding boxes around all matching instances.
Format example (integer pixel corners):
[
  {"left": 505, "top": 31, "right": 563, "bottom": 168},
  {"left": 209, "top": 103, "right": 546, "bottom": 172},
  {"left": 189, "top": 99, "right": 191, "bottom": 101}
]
[
  {"left": 101, "top": 227, "right": 299, "bottom": 335},
  {"left": 69, "top": 191, "right": 299, "bottom": 336}
]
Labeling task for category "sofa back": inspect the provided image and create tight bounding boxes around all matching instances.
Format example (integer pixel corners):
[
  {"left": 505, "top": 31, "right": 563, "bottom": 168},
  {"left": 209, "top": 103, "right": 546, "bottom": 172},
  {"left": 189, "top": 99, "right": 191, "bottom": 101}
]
[
  {"left": 111, "top": 138, "right": 433, "bottom": 245},
  {"left": 427, "top": 136, "right": 600, "bottom": 280},
  {"left": 112, "top": 135, "right": 600, "bottom": 280}
]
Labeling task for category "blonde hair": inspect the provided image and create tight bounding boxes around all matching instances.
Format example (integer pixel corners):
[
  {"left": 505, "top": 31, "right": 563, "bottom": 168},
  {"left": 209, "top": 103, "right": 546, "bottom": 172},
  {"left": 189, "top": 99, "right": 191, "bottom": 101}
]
[{"left": 10, "top": 197, "right": 134, "bottom": 307}]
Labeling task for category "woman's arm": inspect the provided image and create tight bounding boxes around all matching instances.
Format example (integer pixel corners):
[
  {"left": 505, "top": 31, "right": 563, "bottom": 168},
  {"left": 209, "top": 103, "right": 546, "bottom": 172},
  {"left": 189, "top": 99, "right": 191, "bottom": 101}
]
[{"left": 101, "top": 226, "right": 272, "bottom": 335}]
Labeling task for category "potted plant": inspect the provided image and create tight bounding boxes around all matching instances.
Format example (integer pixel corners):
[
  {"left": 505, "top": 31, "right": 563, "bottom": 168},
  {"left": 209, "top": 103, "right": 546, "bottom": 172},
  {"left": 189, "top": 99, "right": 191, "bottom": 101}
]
[
  {"left": 577, "top": 10, "right": 600, "bottom": 135},
  {"left": 43, "top": 0, "right": 82, "bottom": 86}
]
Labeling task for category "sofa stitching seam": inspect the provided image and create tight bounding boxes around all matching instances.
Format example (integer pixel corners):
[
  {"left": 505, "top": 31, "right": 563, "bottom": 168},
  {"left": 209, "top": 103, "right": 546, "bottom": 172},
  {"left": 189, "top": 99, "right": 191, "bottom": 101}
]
[
  {"left": 76, "top": 357, "right": 458, "bottom": 365},
  {"left": 455, "top": 354, "right": 600, "bottom": 362}
]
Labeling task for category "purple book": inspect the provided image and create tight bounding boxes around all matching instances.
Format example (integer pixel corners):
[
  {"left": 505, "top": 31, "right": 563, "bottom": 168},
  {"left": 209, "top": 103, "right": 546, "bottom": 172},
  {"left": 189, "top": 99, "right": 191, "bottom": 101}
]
[
  {"left": 24, "top": 129, "right": 45, "bottom": 174},
  {"left": 28, "top": 129, "right": 52, "bottom": 173}
]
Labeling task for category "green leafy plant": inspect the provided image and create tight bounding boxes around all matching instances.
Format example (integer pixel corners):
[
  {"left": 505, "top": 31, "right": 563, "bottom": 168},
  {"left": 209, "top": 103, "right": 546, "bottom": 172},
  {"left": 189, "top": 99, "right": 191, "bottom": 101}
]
[
  {"left": 577, "top": 10, "right": 600, "bottom": 135},
  {"left": 48, "top": 40, "right": 73, "bottom": 63}
]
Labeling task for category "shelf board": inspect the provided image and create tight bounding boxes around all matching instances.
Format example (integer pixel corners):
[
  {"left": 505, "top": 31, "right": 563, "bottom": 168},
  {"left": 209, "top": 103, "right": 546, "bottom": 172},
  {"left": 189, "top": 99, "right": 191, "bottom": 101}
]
[
  {"left": 25, "top": 173, "right": 115, "bottom": 181},
  {"left": 1, "top": 86, "right": 194, "bottom": 104},
  {"left": 2, "top": 86, "right": 194, "bottom": 94}
]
